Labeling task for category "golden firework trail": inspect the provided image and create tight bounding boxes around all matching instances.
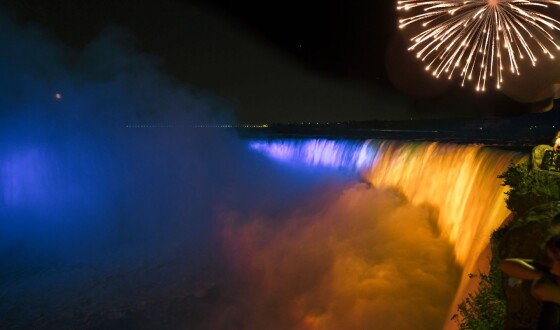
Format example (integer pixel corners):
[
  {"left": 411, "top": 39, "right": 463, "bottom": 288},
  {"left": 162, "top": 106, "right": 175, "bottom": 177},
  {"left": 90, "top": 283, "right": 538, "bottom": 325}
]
[{"left": 397, "top": 0, "right": 560, "bottom": 91}]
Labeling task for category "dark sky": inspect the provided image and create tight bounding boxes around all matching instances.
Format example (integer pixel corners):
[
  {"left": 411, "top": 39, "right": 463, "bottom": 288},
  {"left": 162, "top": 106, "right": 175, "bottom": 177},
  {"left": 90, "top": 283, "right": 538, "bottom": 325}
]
[{"left": 6, "top": 0, "right": 560, "bottom": 123}]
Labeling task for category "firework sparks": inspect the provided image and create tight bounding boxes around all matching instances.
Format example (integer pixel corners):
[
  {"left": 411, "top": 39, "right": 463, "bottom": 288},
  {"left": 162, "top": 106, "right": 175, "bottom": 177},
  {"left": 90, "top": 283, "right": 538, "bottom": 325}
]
[{"left": 397, "top": 0, "right": 560, "bottom": 91}]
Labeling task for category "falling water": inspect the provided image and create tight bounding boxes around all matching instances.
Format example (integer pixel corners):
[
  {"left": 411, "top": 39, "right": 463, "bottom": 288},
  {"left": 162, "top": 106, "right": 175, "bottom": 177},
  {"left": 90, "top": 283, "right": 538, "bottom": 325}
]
[
  {"left": 250, "top": 138, "right": 525, "bottom": 328},
  {"left": 0, "top": 136, "right": 525, "bottom": 329}
]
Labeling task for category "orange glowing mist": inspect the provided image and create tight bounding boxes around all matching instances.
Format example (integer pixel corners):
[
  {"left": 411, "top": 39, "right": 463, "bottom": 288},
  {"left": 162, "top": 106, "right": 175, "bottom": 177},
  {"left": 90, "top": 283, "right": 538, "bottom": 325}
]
[{"left": 218, "top": 185, "right": 462, "bottom": 330}]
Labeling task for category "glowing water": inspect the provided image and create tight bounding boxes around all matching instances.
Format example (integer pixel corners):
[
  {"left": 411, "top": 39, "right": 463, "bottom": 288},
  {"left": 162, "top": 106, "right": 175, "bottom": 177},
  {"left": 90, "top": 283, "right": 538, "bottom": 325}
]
[
  {"left": 0, "top": 135, "right": 524, "bottom": 329},
  {"left": 251, "top": 138, "right": 522, "bottom": 264},
  {"left": 251, "top": 138, "right": 525, "bottom": 326}
]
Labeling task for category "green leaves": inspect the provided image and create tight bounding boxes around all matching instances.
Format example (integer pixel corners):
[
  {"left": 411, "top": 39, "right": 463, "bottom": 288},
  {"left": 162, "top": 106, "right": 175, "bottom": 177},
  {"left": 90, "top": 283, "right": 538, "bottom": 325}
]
[
  {"left": 454, "top": 272, "right": 506, "bottom": 330},
  {"left": 498, "top": 162, "right": 560, "bottom": 215}
]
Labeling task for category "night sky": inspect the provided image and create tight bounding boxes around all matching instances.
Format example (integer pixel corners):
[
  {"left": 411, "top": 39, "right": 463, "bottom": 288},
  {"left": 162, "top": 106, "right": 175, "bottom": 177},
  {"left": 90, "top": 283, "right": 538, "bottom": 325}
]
[{"left": 6, "top": 0, "right": 560, "bottom": 123}]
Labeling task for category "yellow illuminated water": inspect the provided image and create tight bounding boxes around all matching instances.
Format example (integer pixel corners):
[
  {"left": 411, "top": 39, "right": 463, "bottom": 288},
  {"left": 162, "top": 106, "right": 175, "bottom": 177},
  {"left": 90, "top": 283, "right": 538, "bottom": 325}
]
[
  {"left": 363, "top": 141, "right": 525, "bottom": 327},
  {"left": 365, "top": 141, "right": 521, "bottom": 266},
  {"left": 246, "top": 139, "right": 526, "bottom": 329}
]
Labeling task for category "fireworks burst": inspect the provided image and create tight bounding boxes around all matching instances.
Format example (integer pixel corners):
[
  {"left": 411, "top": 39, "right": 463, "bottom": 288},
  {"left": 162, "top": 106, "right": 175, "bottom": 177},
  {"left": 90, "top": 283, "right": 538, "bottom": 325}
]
[{"left": 397, "top": 0, "right": 560, "bottom": 91}]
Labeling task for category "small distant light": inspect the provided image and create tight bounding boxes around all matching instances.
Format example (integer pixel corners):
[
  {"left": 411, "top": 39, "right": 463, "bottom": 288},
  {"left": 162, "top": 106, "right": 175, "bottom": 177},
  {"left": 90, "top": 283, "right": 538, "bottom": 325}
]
[{"left": 55, "top": 92, "right": 62, "bottom": 100}]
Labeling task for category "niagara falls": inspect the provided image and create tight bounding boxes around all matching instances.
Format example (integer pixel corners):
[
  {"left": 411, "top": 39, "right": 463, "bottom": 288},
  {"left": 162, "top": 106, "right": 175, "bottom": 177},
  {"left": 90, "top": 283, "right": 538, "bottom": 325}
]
[{"left": 3, "top": 1, "right": 560, "bottom": 329}]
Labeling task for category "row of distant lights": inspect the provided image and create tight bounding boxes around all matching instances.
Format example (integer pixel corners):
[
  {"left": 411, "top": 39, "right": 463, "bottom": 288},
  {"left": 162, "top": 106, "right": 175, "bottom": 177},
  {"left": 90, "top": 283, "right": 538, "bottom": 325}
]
[
  {"left": 299, "top": 122, "right": 343, "bottom": 125},
  {"left": 53, "top": 93, "right": 267, "bottom": 129},
  {"left": 529, "top": 125, "right": 555, "bottom": 130},
  {"left": 59, "top": 92, "right": 554, "bottom": 132},
  {"left": 125, "top": 124, "right": 269, "bottom": 128},
  {"left": 193, "top": 125, "right": 269, "bottom": 128},
  {"left": 126, "top": 125, "right": 176, "bottom": 128},
  {"left": 134, "top": 123, "right": 348, "bottom": 127},
  {"left": 53, "top": 93, "right": 323, "bottom": 128}
]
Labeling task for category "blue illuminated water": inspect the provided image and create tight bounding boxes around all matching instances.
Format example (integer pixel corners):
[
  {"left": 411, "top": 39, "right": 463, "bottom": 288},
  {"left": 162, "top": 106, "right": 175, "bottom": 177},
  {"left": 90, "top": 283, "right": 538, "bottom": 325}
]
[{"left": 249, "top": 139, "right": 380, "bottom": 171}]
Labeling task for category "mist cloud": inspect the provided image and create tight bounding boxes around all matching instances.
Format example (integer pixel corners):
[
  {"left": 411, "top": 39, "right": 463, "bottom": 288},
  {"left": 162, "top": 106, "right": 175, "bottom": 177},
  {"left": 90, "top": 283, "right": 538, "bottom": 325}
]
[
  {"left": 0, "top": 12, "right": 375, "bottom": 328},
  {"left": 216, "top": 184, "right": 461, "bottom": 330}
]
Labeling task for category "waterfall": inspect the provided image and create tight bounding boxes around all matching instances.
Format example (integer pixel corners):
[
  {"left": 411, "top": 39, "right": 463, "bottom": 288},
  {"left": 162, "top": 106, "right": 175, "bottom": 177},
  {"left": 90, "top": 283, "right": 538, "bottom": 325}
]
[
  {"left": 250, "top": 138, "right": 526, "bottom": 327},
  {"left": 0, "top": 136, "right": 526, "bottom": 329}
]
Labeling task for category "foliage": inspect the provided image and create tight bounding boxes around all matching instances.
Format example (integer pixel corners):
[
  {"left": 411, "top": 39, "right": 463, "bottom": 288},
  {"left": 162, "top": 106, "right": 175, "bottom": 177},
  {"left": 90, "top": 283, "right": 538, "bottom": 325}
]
[
  {"left": 498, "top": 162, "right": 560, "bottom": 214},
  {"left": 460, "top": 161, "right": 560, "bottom": 330},
  {"left": 453, "top": 271, "right": 505, "bottom": 330},
  {"left": 453, "top": 229, "right": 509, "bottom": 329}
]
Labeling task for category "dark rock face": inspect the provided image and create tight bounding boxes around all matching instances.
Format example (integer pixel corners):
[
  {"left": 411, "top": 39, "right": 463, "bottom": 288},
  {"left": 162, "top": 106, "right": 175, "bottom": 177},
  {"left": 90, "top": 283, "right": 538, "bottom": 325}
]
[
  {"left": 530, "top": 144, "right": 553, "bottom": 170},
  {"left": 498, "top": 202, "right": 560, "bottom": 330}
]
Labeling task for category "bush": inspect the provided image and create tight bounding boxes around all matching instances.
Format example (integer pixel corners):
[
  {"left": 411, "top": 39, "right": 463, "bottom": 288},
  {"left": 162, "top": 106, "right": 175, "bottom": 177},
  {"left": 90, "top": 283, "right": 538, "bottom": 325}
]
[
  {"left": 498, "top": 162, "right": 560, "bottom": 214},
  {"left": 453, "top": 272, "right": 505, "bottom": 330},
  {"left": 454, "top": 162, "right": 560, "bottom": 329}
]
